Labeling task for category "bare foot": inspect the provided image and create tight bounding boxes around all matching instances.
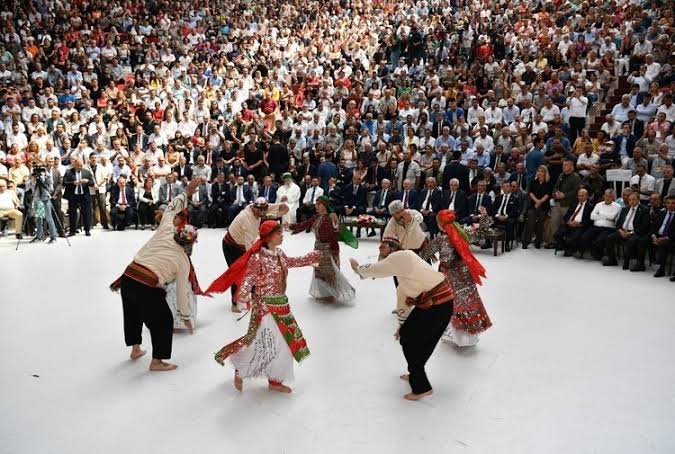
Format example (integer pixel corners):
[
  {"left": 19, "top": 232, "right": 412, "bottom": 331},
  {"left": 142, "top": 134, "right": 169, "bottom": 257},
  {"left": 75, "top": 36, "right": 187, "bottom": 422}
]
[
  {"left": 399, "top": 374, "right": 409, "bottom": 381},
  {"left": 404, "top": 390, "right": 433, "bottom": 401},
  {"left": 234, "top": 374, "right": 243, "bottom": 392},
  {"left": 130, "top": 346, "right": 146, "bottom": 360},
  {"left": 149, "top": 360, "right": 178, "bottom": 371},
  {"left": 231, "top": 304, "right": 242, "bottom": 313},
  {"left": 268, "top": 383, "right": 292, "bottom": 393}
]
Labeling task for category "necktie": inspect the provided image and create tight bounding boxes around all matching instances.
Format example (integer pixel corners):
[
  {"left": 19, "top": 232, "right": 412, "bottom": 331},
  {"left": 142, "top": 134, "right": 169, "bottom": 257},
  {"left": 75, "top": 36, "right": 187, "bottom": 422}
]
[
  {"left": 403, "top": 190, "right": 409, "bottom": 208},
  {"left": 121, "top": 187, "right": 126, "bottom": 205},
  {"left": 237, "top": 186, "right": 243, "bottom": 204},
  {"left": 168, "top": 184, "right": 172, "bottom": 201},
  {"left": 571, "top": 203, "right": 583, "bottom": 222},
  {"left": 76, "top": 171, "right": 82, "bottom": 195},
  {"left": 449, "top": 192, "right": 455, "bottom": 208},
  {"left": 265, "top": 187, "right": 269, "bottom": 199},
  {"left": 425, "top": 190, "right": 433, "bottom": 210},
  {"left": 517, "top": 174, "right": 522, "bottom": 188},
  {"left": 660, "top": 212, "right": 673, "bottom": 236},
  {"left": 380, "top": 189, "right": 387, "bottom": 207},
  {"left": 499, "top": 194, "right": 509, "bottom": 216},
  {"left": 310, "top": 187, "right": 316, "bottom": 202},
  {"left": 623, "top": 207, "right": 635, "bottom": 230},
  {"left": 476, "top": 194, "right": 482, "bottom": 214}
]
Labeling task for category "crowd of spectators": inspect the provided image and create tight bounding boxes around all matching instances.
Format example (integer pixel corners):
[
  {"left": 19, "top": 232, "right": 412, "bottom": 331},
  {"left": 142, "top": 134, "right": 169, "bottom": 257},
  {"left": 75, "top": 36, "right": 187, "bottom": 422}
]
[{"left": 0, "top": 0, "right": 673, "bottom": 279}]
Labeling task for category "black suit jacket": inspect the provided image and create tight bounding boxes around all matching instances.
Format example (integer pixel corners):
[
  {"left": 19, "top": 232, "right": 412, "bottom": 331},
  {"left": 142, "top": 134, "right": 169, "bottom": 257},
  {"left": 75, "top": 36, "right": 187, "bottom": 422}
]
[
  {"left": 489, "top": 152, "right": 509, "bottom": 171},
  {"left": 176, "top": 164, "right": 193, "bottom": 180},
  {"left": 63, "top": 168, "right": 94, "bottom": 199},
  {"left": 443, "top": 189, "right": 469, "bottom": 219},
  {"left": 467, "top": 192, "right": 493, "bottom": 216},
  {"left": 627, "top": 119, "right": 645, "bottom": 138},
  {"left": 396, "top": 188, "right": 419, "bottom": 209},
  {"left": 417, "top": 188, "right": 443, "bottom": 212},
  {"left": 562, "top": 201, "right": 595, "bottom": 228},
  {"left": 341, "top": 184, "right": 367, "bottom": 209},
  {"left": 651, "top": 210, "right": 675, "bottom": 239},
  {"left": 259, "top": 185, "right": 277, "bottom": 203},
  {"left": 211, "top": 182, "right": 230, "bottom": 204},
  {"left": 492, "top": 193, "right": 520, "bottom": 219},
  {"left": 110, "top": 184, "right": 137, "bottom": 208},
  {"left": 128, "top": 133, "right": 149, "bottom": 151},
  {"left": 442, "top": 161, "right": 470, "bottom": 194},
  {"left": 372, "top": 187, "right": 397, "bottom": 210},
  {"left": 508, "top": 172, "right": 528, "bottom": 192},
  {"left": 229, "top": 185, "right": 253, "bottom": 205},
  {"left": 616, "top": 204, "right": 650, "bottom": 235}
]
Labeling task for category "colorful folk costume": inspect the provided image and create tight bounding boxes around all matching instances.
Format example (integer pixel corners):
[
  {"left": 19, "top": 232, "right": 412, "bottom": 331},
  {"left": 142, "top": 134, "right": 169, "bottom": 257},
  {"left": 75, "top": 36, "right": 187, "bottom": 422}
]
[
  {"left": 221, "top": 197, "right": 283, "bottom": 308},
  {"left": 420, "top": 210, "right": 492, "bottom": 347},
  {"left": 289, "top": 196, "right": 356, "bottom": 304},
  {"left": 353, "top": 237, "right": 454, "bottom": 400},
  {"left": 110, "top": 193, "right": 207, "bottom": 360},
  {"left": 208, "top": 221, "right": 320, "bottom": 389}
]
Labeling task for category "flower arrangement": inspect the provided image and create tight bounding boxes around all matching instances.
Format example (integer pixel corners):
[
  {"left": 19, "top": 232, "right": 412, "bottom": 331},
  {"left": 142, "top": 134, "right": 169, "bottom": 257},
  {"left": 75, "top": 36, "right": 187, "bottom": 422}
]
[
  {"left": 355, "top": 214, "right": 376, "bottom": 224},
  {"left": 175, "top": 224, "right": 199, "bottom": 244}
]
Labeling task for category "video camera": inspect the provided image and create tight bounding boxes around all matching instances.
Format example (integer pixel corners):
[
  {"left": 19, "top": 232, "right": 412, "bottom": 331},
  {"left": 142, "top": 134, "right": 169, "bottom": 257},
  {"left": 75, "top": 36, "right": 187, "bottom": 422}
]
[{"left": 32, "top": 165, "right": 48, "bottom": 177}]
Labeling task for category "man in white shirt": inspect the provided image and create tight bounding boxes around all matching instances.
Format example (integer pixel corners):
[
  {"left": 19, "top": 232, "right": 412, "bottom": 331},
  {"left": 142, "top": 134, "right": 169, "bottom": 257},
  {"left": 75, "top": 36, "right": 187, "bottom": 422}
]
[
  {"left": 630, "top": 164, "right": 656, "bottom": 202},
  {"left": 466, "top": 98, "right": 485, "bottom": 126},
  {"left": 576, "top": 143, "right": 600, "bottom": 177},
  {"left": 567, "top": 87, "right": 589, "bottom": 143},
  {"left": 601, "top": 114, "right": 622, "bottom": 138},
  {"left": 0, "top": 179, "right": 23, "bottom": 238},
  {"left": 581, "top": 189, "right": 622, "bottom": 259}
]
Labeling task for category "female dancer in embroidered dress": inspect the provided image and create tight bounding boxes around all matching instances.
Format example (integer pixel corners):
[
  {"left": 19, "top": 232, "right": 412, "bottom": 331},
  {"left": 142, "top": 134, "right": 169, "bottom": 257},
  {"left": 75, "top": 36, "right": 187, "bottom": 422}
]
[
  {"left": 289, "top": 195, "right": 355, "bottom": 304},
  {"left": 420, "top": 207, "right": 492, "bottom": 347},
  {"left": 208, "top": 221, "right": 320, "bottom": 393}
]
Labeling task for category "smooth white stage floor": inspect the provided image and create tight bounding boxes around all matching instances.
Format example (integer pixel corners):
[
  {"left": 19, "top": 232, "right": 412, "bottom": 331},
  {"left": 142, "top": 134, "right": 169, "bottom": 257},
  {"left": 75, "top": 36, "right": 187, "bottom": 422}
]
[{"left": 1, "top": 228, "right": 674, "bottom": 454}]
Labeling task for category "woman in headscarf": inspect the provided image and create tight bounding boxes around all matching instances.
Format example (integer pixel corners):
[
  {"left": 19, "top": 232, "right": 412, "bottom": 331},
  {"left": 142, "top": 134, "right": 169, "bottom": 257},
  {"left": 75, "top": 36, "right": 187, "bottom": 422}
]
[
  {"left": 289, "top": 195, "right": 356, "bottom": 304},
  {"left": 208, "top": 221, "right": 320, "bottom": 393},
  {"left": 419, "top": 208, "right": 492, "bottom": 347}
]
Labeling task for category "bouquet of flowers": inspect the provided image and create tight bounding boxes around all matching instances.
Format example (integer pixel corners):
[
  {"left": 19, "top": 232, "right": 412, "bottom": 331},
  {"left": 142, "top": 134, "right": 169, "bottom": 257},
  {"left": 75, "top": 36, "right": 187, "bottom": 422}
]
[{"left": 355, "top": 214, "right": 376, "bottom": 224}]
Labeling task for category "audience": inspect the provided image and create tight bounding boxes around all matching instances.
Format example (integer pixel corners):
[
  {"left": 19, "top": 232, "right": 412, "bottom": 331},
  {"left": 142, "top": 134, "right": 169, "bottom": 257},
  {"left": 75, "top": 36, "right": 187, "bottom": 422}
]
[{"left": 0, "top": 0, "right": 673, "bottom": 280}]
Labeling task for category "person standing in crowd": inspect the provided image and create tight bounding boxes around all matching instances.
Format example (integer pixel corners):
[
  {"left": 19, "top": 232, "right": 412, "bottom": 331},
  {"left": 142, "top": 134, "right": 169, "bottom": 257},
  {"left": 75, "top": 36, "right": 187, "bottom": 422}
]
[
  {"left": 109, "top": 179, "right": 202, "bottom": 371},
  {"left": 63, "top": 158, "right": 94, "bottom": 236},
  {"left": 212, "top": 221, "right": 320, "bottom": 394},
  {"left": 26, "top": 167, "right": 58, "bottom": 243},
  {"left": 350, "top": 237, "right": 454, "bottom": 401},
  {"left": 547, "top": 160, "right": 581, "bottom": 248},
  {"left": 276, "top": 172, "right": 301, "bottom": 224}
]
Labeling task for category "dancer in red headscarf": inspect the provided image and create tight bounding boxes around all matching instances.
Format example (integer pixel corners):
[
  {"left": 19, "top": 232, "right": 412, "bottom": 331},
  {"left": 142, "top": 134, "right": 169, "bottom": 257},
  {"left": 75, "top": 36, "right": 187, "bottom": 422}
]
[
  {"left": 420, "top": 207, "right": 493, "bottom": 347},
  {"left": 208, "top": 220, "right": 320, "bottom": 393}
]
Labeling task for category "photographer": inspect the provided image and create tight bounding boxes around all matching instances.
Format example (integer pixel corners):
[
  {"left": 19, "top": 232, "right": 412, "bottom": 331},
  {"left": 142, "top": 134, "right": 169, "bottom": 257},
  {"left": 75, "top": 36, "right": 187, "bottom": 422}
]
[{"left": 26, "top": 166, "right": 57, "bottom": 243}]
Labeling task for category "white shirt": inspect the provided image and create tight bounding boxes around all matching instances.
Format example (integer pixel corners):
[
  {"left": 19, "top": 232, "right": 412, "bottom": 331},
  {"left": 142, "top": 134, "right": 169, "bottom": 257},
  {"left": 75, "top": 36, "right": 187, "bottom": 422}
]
[
  {"left": 623, "top": 206, "right": 638, "bottom": 231},
  {"left": 383, "top": 209, "right": 425, "bottom": 250},
  {"left": 303, "top": 185, "right": 324, "bottom": 204},
  {"left": 629, "top": 173, "right": 656, "bottom": 200},
  {"left": 571, "top": 202, "right": 586, "bottom": 223},
  {"left": 591, "top": 201, "right": 621, "bottom": 228},
  {"left": 497, "top": 194, "right": 511, "bottom": 216},
  {"left": 568, "top": 96, "right": 589, "bottom": 118}
]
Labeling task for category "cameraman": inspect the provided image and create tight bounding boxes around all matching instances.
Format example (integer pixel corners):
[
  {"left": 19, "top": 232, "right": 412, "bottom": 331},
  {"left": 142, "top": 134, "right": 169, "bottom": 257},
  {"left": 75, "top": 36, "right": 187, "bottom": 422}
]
[{"left": 27, "top": 167, "right": 57, "bottom": 243}]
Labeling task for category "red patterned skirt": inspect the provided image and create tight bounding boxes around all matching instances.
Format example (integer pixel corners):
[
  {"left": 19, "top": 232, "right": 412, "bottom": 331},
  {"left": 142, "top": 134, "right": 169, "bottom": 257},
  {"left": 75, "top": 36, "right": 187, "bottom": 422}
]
[{"left": 440, "top": 261, "right": 492, "bottom": 335}]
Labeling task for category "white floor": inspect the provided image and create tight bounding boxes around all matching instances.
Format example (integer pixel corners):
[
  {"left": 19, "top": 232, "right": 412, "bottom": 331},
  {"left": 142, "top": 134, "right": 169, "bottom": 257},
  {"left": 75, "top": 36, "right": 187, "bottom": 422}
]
[{"left": 1, "top": 228, "right": 674, "bottom": 454}]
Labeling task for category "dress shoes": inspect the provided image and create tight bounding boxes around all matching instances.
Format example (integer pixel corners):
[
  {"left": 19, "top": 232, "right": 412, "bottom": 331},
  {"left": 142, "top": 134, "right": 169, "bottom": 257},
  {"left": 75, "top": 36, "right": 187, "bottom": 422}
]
[
  {"left": 573, "top": 251, "right": 583, "bottom": 259},
  {"left": 522, "top": 243, "right": 528, "bottom": 250},
  {"left": 653, "top": 269, "right": 665, "bottom": 278},
  {"left": 622, "top": 260, "right": 630, "bottom": 270},
  {"left": 367, "top": 230, "right": 376, "bottom": 237},
  {"left": 505, "top": 244, "right": 511, "bottom": 252},
  {"left": 629, "top": 263, "right": 645, "bottom": 272},
  {"left": 563, "top": 250, "right": 573, "bottom": 257},
  {"left": 602, "top": 256, "right": 618, "bottom": 266},
  {"left": 85, "top": 231, "right": 91, "bottom": 236},
  {"left": 670, "top": 276, "right": 675, "bottom": 282}
]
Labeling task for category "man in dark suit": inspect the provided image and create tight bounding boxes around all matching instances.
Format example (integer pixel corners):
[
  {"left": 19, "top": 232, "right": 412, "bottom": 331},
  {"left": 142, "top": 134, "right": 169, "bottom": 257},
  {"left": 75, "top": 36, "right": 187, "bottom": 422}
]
[
  {"left": 109, "top": 175, "right": 136, "bottom": 231},
  {"left": 396, "top": 178, "right": 419, "bottom": 210},
  {"left": 209, "top": 173, "right": 230, "bottom": 228},
  {"left": 337, "top": 174, "right": 368, "bottom": 236},
  {"left": 369, "top": 178, "right": 396, "bottom": 218},
  {"left": 128, "top": 125, "right": 149, "bottom": 151},
  {"left": 612, "top": 124, "right": 637, "bottom": 162},
  {"left": 259, "top": 175, "right": 277, "bottom": 203},
  {"left": 417, "top": 176, "right": 444, "bottom": 238},
  {"left": 492, "top": 182, "right": 520, "bottom": 251},
  {"left": 553, "top": 188, "right": 595, "bottom": 257},
  {"left": 626, "top": 110, "right": 644, "bottom": 138},
  {"left": 603, "top": 192, "right": 650, "bottom": 271},
  {"left": 176, "top": 156, "right": 193, "bottom": 181},
  {"left": 326, "top": 177, "right": 342, "bottom": 206},
  {"left": 489, "top": 145, "right": 509, "bottom": 171},
  {"left": 442, "top": 151, "right": 470, "bottom": 194},
  {"left": 188, "top": 177, "right": 209, "bottom": 228},
  {"left": 508, "top": 163, "right": 528, "bottom": 193},
  {"left": 651, "top": 195, "right": 675, "bottom": 279},
  {"left": 158, "top": 174, "right": 184, "bottom": 211},
  {"left": 63, "top": 158, "right": 94, "bottom": 236},
  {"left": 443, "top": 178, "right": 469, "bottom": 220},
  {"left": 462, "top": 180, "right": 493, "bottom": 224},
  {"left": 227, "top": 175, "right": 253, "bottom": 224}
]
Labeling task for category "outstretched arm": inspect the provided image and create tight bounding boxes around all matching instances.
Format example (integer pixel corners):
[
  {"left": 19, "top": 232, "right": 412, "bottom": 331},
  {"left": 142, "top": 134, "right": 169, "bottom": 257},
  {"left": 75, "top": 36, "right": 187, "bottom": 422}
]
[
  {"left": 350, "top": 251, "right": 409, "bottom": 279},
  {"left": 285, "top": 250, "right": 321, "bottom": 268},
  {"left": 418, "top": 235, "right": 442, "bottom": 263}
]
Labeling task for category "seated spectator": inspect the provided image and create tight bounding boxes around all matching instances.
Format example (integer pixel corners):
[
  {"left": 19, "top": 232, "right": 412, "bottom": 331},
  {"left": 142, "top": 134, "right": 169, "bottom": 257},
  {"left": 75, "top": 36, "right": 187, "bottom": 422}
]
[
  {"left": 651, "top": 196, "right": 675, "bottom": 280},
  {"left": 603, "top": 192, "right": 650, "bottom": 271},
  {"left": 655, "top": 166, "right": 675, "bottom": 199},
  {"left": 396, "top": 178, "right": 419, "bottom": 210},
  {"left": 209, "top": 173, "right": 230, "bottom": 228},
  {"left": 110, "top": 175, "right": 135, "bottom": 231},
  {"left": 443, "top": 178, "right": 469, "bottom": 220},
  {"left": 462, "top": 180, "right": 493, "bottom": 225},
  {"left": 137, "top": 177, "right": 158, "bottom": 230},
  {"left": 187, "top": 176, "right": 209, "bottom": 228},
  {"left": 0, "top": 179, "right": 23, "bottom": 238},
  {"left": 554, "top": 188, "right": 595, "bottom": 257},
  {"left": 227, "top": 175, "right": 253, "bottom": 224},
  {"left": 630, "top": 164, "right": 656, "bottom": 203},
  {"left": 492, "top": 182, "right": 520, "bottom": 251},
  {"left": 336, "top": 174, "right": 368, "bottom": 236},
  {"left": 297, "top": 176, "right": 324, "bottom": 225},
  {"left": 417, "top": 176, "right": 443, "bottom": 238}
]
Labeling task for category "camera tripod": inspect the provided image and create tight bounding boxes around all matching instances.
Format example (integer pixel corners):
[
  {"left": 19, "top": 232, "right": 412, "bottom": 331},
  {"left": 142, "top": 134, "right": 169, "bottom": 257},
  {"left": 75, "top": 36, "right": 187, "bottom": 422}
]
[{"left": 16, "top": 199, "right": 71, "bottom": 250}]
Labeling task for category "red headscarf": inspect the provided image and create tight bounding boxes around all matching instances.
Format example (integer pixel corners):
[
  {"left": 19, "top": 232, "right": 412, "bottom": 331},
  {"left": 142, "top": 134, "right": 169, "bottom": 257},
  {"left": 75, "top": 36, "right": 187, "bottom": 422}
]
[
  {"left": 206, "top": 220, "right": 282, "bottom": 294},
  {"left": 436, "top": 210, "right": 486, "bottom": 285}
]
